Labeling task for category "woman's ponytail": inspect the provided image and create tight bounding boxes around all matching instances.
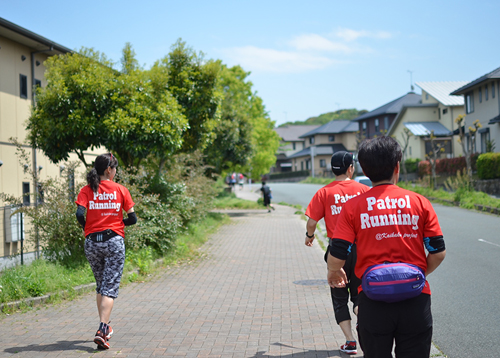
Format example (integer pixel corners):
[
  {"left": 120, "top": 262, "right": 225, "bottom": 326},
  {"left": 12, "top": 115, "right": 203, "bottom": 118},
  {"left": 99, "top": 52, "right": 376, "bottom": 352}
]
[
  {"left": 87, "top": 168, "right": 100, "bottom": 193},
  {"left": 87, "top": 153, "right": 117, "bottom": 193}
]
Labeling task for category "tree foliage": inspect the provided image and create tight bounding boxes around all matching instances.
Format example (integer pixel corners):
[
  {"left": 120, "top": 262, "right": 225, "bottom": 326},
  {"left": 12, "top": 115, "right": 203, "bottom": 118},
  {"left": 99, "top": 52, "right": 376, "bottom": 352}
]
[
  {"left": 28, "top": 48, "right": 116, "bottom": 166},
  {"left": 204, "top": 65, "right": 254, "bottom": 173},
  {"left": 280, "top": 109, "right": 368, "bottom": 127},
  {"left": 105, "top": 45, "right": 188, "bottom": 169},
  {"left": 28, "top": 40, "right": 280, "bottom": 179},
  {"left": 160, "top": 40, "right": 222, "bottom": 153}
]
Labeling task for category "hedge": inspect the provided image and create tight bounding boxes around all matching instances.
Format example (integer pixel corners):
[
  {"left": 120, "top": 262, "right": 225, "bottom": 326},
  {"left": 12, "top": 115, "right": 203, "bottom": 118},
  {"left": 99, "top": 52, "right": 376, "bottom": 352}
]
[
  {"left": 418, "top": 154, "right": 479, "bottom": 177},
  {"left": 477, "top": 153, "right": 500, "bottom": 179}
]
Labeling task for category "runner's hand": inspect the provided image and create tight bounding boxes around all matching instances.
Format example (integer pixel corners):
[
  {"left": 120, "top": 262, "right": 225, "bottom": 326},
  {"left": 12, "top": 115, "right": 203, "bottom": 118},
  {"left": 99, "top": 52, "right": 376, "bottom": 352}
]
[{"left": 327, "top": 268, "right": 347, "bottom": 288}]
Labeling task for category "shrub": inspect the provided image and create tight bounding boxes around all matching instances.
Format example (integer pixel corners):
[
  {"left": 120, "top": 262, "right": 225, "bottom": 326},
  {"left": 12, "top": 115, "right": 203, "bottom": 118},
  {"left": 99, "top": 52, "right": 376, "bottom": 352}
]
[
  {"left": 477, "top": 153, "right": 500, "bottom": 179},
  {"left": 404, "top": 158, "right": 420, "bottom": 173},
  {"left": 418, "top": 153, "right": 479, "bottom": 177}
]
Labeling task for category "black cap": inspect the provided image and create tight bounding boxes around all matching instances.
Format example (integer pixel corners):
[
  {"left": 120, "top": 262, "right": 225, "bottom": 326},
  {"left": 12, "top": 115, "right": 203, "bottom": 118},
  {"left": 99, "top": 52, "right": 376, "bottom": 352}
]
[{"left": 331, "top": 151, "right": 353, "bottom": 171}]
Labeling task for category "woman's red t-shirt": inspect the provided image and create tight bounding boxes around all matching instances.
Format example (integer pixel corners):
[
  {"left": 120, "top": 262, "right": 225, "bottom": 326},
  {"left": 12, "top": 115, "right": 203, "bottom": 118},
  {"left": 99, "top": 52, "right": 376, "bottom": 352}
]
[{"left": 75, "top": 180, "right": 135, "bottom": 238}]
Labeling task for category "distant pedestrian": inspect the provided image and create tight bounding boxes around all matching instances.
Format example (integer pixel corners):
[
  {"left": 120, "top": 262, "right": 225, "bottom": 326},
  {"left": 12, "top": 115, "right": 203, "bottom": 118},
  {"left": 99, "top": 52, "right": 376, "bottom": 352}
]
[
  {"left": 305, "top": 151, "right": 370, "bottom": 355},
  {"left": 75, "top": 153, "right": 137, "bottom": 350},
  {"left": 327, "top": 137, "right": 446, "bottom": 357},
  {"left": 230, "top": 172, "right": 237, "bottom": 191},
  {"left": 260, "top": 181, "right": 275, "bottom": 212},
  {"left": 238, "top": 173, "right": 245, "bottom": 190}
]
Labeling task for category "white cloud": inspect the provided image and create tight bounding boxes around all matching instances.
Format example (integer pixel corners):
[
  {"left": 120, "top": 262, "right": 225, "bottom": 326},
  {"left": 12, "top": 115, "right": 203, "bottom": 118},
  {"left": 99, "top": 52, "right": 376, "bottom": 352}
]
[
  {"left": 335, "top": 28, "right": 393, "bottom": 42},
  {"left": 221, "top": 27, "right": 392, "bottom": 74},
  {"left": 288, "top": 34, "right": 354, "bottom": 53},
  {"left": 223, "top": 46, "right": 336, "bottom": 73}
]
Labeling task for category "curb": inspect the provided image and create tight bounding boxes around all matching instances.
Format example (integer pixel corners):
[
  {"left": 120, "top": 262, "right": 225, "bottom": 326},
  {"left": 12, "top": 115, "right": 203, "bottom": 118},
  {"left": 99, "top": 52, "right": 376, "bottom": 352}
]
[{"left": 0, "top": 283, "right": 96, "bottom": 312}]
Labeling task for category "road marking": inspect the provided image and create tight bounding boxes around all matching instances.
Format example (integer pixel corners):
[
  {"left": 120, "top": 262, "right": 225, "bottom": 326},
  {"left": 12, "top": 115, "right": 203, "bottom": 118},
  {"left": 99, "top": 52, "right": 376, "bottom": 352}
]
[{"left": 478, "top": 239, "right": 500, "bottom": 248}]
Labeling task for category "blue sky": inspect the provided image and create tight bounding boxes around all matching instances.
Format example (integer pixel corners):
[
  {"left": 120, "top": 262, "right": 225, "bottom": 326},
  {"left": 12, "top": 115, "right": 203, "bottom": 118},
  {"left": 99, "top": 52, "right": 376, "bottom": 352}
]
[{"left": 3, "top": 0, "right": 500, "bottom": 126}]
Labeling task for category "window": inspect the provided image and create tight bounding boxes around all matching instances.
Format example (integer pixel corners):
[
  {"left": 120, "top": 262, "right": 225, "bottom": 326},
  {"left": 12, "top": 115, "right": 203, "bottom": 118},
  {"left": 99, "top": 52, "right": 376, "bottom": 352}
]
[
  {"left": 485, "top": 86, "right": 489, "bottom": 101},
  {"left": 328, "top": 135, "right": 335, "bottom": 142},
  {"left": 20, "top": 74, "right": 28, "bottom": 99},
  {"left": 301, "top": 161, "right": 304, "bottom": 170},
  {"left": 292, "top": 142, "right": 296, "bottom": 150},
  {"left": 479, "top": 88, "right": 482, "bottom": 103},
  {"left": 362, "top": 121, "right": 367, "bottom": 136},
  {"left": 309, "top": 137, "right": 315, "bottom": 144},
  {"left": 480, "top": 129, "right": 490, "bottom": 153},
  {"left": 443, "top": 108, "right": 448, "bottom": 115},
  {"left": 320, "top": 159, "right": 326, "bottom": 168},
  {"left": 23, "top": 182, "right": 30, "bottom": 206},
  {"left": 375, "top": 119, "right": 379, "bottom": 132},
  {"left": 465, "top": 92, "right": 474, "bottom": 114},
  {"left": 35, "top": 79, "right": 42, "bottom": 88},
  {"left": 384, "top": 117, "right": 389, "bottom": 130},
  {"left": 492, "top": 82, "right": 496, "bottom": 99},
  {"left": 425, "top": 93, "right": 429, "bottom": 100}
]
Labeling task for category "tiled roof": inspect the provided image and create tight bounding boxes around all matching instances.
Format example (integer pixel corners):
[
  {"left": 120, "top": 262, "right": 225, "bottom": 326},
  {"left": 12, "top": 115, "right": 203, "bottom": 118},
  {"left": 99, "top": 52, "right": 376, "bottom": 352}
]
[
  {"left": 416, "top": 82, "right": 468, "bottom": 106},
  {"left": 274, "top": 125, "right": 320, "bottom": 141},
  {"left": 451, "top": 66, "right": 500, "bottom": 95},
  {"left": 404, "top": 122, "right": 452, "bottom": 137},
  {"left": 287, "top": 144, "right": 348, "bottom": 159},
  {"left": 353, "top": 92, "right": 422, "bottom": 121},
  {"left": 299, "top": 120, "right": 358, "bottom": 138}
]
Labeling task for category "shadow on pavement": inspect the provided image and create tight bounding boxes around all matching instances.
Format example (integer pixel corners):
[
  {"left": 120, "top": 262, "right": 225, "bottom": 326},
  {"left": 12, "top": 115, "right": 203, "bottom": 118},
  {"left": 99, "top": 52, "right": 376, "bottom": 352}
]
[
  {"left": 4, "top": 340, "right": 96, "bottom": 354},
  {"left": 247, "top": 342, "right": 344, "bottom": 357}
]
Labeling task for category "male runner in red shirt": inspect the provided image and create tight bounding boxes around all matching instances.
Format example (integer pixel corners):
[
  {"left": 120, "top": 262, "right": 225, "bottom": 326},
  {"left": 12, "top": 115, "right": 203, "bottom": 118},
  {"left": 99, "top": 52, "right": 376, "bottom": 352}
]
[
  {"left": 305, "top": 151, "right": 370, "bottom": 354},
  {"left": 327, "top": 137, "right": 446, "bottom": 358}
]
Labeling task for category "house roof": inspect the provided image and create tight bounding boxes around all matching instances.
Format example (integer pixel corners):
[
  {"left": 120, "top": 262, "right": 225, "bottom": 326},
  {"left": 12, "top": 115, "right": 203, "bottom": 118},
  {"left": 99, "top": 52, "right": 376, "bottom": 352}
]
[
  {"left": 416, "top": 82, "right": 468, "bottom": 106},
  {"left": 404, "top": 122, "right": 452, "bottom": 137},
  {"left": 274, "top": 125, "right": 320, "bottom": 142},
  {"left": 353, "top": 92, "right": 422, "bottom": 121},
  {"left": 299, "top": 120, "right": 358, "bottom": 138},
  {"left": 288, "top": 144, "right": 348, "bottom": 159},
  {"left": 0, "top": 17, "right": 72, "bottom": 55},
  {"left": 451, "top": 66, "right": 500, "bottom": 95}
]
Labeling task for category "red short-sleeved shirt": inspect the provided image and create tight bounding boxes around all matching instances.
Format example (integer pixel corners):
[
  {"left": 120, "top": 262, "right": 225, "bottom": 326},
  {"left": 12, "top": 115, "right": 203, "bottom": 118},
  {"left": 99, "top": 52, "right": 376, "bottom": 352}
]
[
  {"left": 306, "top": 180, "right": 370, "bottom": 238},
  {"left": 75, "top": 180, "right": 135, "bottom": 238},
  {"left": 333, "top": 184, "right": 443, "bottom": 295}
]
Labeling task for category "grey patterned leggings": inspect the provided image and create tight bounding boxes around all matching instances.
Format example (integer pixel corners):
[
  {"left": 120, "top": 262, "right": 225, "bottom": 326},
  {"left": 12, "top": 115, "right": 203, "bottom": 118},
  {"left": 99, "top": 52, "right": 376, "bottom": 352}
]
[{"left": 85, "top": 236, "right": 125, "bottom": 299}]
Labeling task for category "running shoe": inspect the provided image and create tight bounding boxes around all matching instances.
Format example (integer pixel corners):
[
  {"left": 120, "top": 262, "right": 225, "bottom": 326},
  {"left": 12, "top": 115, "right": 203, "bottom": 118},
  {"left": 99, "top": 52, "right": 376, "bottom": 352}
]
[
  {"left": 94, "top": 328, "right": 110, "bottom": 350},
  {"left": 339, "top": 341, "right": 357, "bottom": 354}
]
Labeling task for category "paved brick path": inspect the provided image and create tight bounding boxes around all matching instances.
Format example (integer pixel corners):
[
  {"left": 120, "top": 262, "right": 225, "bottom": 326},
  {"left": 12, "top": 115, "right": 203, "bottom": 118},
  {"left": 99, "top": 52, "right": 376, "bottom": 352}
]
[{"left": 0, "top": 188, "right": 362, "bottom": 357}]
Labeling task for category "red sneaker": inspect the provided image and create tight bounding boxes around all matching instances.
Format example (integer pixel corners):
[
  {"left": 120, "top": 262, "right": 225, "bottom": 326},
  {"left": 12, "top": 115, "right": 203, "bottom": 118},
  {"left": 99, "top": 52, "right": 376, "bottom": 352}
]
[
  {"left": 340, "top": 341, "right": 357, "bottom": 354},
  {"left": 94, "top": 328, "right": 110, "bottom": 350}
]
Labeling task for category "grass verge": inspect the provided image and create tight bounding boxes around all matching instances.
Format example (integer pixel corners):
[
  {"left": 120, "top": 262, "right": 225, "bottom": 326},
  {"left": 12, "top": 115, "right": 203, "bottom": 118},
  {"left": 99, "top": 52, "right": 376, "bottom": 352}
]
[{"left": 0, "top": 211, "right": 229, "bottom": 314}]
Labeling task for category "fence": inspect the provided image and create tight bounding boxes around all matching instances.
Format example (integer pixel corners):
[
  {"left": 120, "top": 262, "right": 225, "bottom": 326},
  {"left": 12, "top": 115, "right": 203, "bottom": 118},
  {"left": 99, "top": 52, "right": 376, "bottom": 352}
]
[{"left": 0, "top": 205, "right": 37, "bottom": 270}]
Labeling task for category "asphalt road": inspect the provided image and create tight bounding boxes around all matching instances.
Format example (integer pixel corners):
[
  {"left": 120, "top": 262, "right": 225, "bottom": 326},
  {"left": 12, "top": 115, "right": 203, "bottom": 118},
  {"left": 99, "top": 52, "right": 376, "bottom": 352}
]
[{"left": 268, "top": 182, "right": 500, "bottom": 358}]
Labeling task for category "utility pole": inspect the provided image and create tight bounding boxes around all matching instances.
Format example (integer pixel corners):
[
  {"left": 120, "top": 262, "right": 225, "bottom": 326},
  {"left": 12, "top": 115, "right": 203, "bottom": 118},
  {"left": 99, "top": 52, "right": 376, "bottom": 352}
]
[{"left": 407, "top": 70, "right": 415, "bottom": 92}]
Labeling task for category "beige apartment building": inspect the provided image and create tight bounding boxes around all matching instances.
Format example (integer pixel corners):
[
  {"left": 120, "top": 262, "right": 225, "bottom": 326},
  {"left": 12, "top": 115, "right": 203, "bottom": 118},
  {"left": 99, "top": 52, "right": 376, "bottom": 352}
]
[
  {"left": 386, "top": 82, "right": 467, "bottom": 161},
  {"left": 451, "top": 67, "right": 500, "bottom": 154},
  {"left": 288, "top": 120, "right": 358, "bottom": 177},
  {"left": 0, "top": 18, "right": 100, "bottom": 268}
]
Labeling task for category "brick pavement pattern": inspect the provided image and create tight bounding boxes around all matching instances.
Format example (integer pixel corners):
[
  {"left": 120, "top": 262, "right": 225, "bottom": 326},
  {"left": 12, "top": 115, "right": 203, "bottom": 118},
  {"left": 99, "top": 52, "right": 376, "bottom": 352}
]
[{"left": 0, "top": 190, "right": 362, "bottom": 357}]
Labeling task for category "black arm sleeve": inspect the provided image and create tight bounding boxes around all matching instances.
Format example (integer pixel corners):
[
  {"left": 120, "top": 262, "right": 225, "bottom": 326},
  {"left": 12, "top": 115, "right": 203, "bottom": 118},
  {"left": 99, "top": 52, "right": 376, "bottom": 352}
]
[
  {"left": 76, "top": 205, "right": 86, "bottom": 229},
  {"left": 424, "top": 235, "right": 445, "bottom": 254},
  {"left": 123, "top": 211, "right": 137, "bottom": 226},
  {"left": 328, "top": 238, "right": 352, "bottom": 260}
]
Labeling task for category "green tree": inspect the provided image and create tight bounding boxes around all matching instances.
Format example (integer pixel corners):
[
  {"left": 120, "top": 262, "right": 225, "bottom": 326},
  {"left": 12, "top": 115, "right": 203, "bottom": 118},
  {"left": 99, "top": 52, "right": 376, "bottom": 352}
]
[
  {"left": 161, "top": 39, "right": 222, "bottom": 152},
  {"left": 456, "top": 115, "right": 481, "bottom": 185},
  {"left": 247, "top": 96, "right": 280, "bottom": 180},
  {"left": 28, "top": 48, "right": 117, "bottom": 166},
  {"left": 204, "top": 65, "right": 253, "bottom": 174},
  {"left": 104, "top": 44, "right": 188, "bottom": 170}
]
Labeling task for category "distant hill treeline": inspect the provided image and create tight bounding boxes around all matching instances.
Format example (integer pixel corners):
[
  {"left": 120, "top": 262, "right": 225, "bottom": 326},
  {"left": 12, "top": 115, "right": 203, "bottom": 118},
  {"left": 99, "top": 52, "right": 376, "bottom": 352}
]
[{"left": 279, "top": 108, "right": 368, "bottom": 127}]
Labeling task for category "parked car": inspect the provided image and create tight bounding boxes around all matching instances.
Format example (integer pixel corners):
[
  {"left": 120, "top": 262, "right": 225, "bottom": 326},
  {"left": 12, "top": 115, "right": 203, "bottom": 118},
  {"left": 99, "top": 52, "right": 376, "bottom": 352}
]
[{"left": 354, "top": 175, "right": 372, "bottom": 188}]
